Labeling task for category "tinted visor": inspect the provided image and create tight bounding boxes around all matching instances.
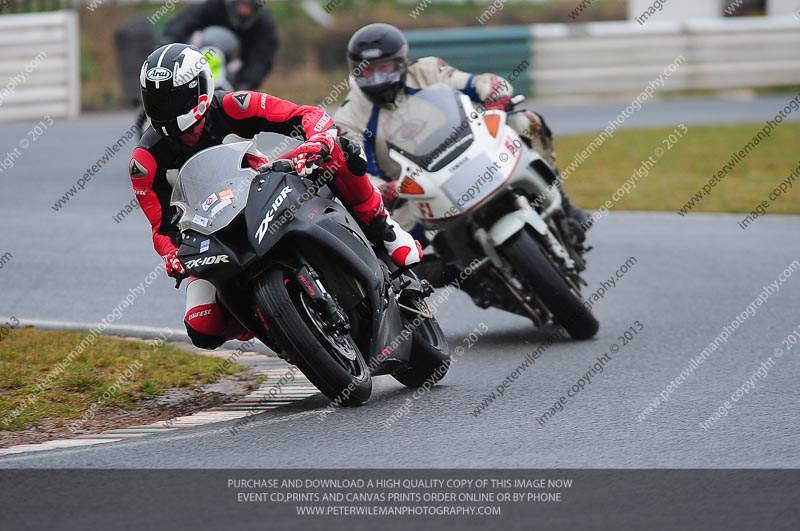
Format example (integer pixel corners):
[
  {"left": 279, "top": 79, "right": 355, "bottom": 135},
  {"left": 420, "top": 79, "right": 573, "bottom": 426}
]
[
  {"left": 352, "top": 58, "right": 405, "bottom": 89},
  {"left": 142, "top": 75, "right": 207, "bottom": 123}
]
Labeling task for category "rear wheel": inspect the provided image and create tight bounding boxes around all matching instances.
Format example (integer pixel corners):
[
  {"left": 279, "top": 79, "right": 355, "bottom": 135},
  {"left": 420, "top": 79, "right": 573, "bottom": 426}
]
[
  {"left": 255, "top": 268, "right": 372, "bottom": 405},
  {"left": 392, "top": 298, "right": 451, "bottom": 388},
  {"left": 500, "top": 229, "right": 599, "bottom": 340}
]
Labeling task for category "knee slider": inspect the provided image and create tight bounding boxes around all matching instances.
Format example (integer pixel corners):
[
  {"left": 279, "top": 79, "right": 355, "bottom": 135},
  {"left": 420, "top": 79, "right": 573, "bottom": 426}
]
[
  {"left": 184, "top": 300, "right": 227, "bottom": 350},
  {"left": 185, "top": 321, "right": 227, "bottom": 350}
]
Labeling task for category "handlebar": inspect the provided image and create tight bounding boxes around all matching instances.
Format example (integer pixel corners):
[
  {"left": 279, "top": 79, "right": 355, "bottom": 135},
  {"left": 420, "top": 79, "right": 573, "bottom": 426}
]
[
  {"left": 263, "top": 158, "right": 296, "bottom": 174},
  {"left": 174, "top": 272, "right": 189, "bottom": 289},
  {"left": 482, "top": 94, "right": 526, "bottom": 113},
  {"left": 501, "top": 95, "right": 527, "bottom": 113},
  {"left": 510, "top": 94, "right": 526, "bottom": 107},
  {"left": 258, "top": 153, "right": 332, "bottom": 177}
]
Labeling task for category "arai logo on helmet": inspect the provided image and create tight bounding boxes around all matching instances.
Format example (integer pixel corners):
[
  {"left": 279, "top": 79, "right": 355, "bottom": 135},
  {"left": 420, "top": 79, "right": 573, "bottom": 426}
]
[
  {"left": 146, "top": 67, "right": 173, "bottom": 82},
  {"left": 360, "top": 48, "right": 382, "bottom": 60}
]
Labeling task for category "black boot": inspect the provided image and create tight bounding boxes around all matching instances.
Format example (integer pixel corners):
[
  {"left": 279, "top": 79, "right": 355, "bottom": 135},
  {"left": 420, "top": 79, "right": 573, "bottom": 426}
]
[
  {"left": 361, "top": 213, "right": 395, "bottom": 247},
  {"left": 540, "top": 164, "right": 591, "bottom": 234},
  {"left": 413, "top": 255, "right": 452, "bottom": 288},
  {"left": 555, "top": 186, "right": 590, "bottom": 246},
  {"left": 561, "top": 192, "right": 592, "bottom": 231}
]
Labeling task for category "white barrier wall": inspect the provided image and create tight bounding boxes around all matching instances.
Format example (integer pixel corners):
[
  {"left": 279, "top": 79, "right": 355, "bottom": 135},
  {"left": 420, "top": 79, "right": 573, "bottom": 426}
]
[
  {"left": 0, "top": 11, "right": 80, "bottom": 122},
  {"left": 530, "top": 16, "right": 800, "bottom": 99},
  {"left": 767, "top": 0, "right": 800, "bottom": 16},
  {"left": 627, "top": 0, "right": 725, "bottom": 21}
]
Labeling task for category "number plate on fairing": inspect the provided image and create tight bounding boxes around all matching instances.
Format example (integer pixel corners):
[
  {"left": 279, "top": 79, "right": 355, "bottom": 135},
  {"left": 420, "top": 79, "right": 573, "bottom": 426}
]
[{"left": 440, "top": 153, "right": 504, "bottom": 212}]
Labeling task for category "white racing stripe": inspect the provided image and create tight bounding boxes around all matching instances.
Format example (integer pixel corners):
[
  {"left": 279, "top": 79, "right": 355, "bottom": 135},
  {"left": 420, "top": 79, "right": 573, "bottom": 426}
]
[{"left": 153, "top": 42, "right": 177, "bottom": 89}]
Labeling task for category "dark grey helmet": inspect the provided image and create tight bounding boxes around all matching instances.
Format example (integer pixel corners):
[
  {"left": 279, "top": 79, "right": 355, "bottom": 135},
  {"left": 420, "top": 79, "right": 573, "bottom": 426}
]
[
  {"left": 194, "top": 25, "right": 241, "bottom": 63},
  {"left": 347, "top": 23, "right": 409, "bottom": 106},
  {"left": 224, "top": 0, "right": 263, "bottom": 31}
]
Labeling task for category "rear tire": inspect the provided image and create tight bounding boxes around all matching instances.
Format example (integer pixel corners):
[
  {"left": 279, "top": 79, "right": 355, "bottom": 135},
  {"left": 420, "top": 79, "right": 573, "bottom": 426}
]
[
  {"left": 255, "top": 268, "right": 372, "bottom": 405},
  {"left": 500, "top": 229, "right": 599, "bottom": 339}
]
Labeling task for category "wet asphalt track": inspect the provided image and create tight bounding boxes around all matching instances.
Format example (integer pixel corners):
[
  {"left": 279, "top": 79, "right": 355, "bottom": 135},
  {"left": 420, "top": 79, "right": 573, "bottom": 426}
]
[{"left": 0, "top": 95, "right": 798, "bottom": 469}]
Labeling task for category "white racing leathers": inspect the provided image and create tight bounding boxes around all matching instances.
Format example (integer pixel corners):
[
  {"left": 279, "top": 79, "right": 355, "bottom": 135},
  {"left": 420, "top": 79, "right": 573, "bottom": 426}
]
[{"left": 333, "top": 57, "right": 555, "bottom": 230}]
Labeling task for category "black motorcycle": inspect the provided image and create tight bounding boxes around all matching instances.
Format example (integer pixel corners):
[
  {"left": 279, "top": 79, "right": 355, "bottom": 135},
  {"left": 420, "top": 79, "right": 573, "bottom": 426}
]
[{"left": 170, "top": 141, "right": 450, "bottom": 405}]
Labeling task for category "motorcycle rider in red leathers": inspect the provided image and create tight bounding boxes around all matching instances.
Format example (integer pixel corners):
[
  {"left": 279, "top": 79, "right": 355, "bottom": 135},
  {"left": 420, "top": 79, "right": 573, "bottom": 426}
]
[{"left": 130, "top": 44, "right": 422, "bottom": 349}]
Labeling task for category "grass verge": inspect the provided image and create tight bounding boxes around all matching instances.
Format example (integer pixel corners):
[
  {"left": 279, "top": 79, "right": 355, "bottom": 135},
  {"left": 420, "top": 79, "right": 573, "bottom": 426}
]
[
  {"left": 558, "top": 122, "right": 800, "bottom": 215},
  {"left": 0, "top": 328, "right": 245, "bottom": 432}
]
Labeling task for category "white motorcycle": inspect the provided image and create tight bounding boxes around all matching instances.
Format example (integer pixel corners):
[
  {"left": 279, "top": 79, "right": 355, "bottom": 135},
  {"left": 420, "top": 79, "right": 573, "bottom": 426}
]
[{"left": 387, "top": 84, "right": 598, "bottom": 339}]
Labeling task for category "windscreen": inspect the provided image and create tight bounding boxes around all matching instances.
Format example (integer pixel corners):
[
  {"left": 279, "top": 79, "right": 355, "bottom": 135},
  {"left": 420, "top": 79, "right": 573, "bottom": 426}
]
[
  {"left": 386, "top": 83, "right": 473, "bottom": 172},
  {"left": 170, "top": 141, "right": 256, "bottom": 235}
]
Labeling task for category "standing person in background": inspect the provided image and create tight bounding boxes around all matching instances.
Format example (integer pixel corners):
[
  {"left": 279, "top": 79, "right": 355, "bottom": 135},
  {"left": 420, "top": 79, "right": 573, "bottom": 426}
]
[{"left": 163, "top": 0, "right": 279, "bottom": 91}]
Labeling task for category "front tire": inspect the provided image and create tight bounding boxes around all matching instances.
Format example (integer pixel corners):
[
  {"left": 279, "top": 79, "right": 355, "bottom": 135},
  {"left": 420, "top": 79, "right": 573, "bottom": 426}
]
[
  {"left": 500, "top": 229, "right": 599, "bottom": 339},
  {"left": 255, "top": 268, "right": 372, "bottom": 405}
]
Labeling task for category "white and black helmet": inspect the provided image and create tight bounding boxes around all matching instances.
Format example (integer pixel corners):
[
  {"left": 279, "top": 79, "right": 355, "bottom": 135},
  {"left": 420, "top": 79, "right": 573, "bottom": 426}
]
[{"left": 140, "top": 44, "right": 215, "bottom": 138}]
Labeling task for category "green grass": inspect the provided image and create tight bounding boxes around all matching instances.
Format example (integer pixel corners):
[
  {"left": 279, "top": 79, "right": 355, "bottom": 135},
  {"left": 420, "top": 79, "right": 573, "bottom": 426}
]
[
  {"left": 558, "top": 122, "right": 800, "bottom": 214},
  {"left": 0, "top": 328, "right": 244, "bottom": 431}
]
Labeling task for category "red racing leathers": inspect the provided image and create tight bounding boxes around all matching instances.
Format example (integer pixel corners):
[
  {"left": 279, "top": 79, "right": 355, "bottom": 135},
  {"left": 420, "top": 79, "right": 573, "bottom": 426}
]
[{"left": 128, "top": 89, "right": 415, "bottom": 348}]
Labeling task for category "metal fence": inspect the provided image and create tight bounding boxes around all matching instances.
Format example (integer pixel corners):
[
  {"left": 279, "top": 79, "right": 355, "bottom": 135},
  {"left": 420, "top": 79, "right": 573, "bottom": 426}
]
[
  {"left": 531, "top": 16, "right": 800, "bottom": 99},
  {"left": 409, "top": 15, "right": 800, "bottom": 100},
  {"left": 0, "top": 10, "right": 80, "bottom": 121}
]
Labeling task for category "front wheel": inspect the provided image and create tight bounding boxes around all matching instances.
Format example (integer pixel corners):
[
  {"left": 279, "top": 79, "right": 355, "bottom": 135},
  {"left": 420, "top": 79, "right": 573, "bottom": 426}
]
[
  {"left": 500, "top": 229, "right": 599, "bottom": 340},
  {"left": 392, "top": 299, "right": 451, "bottom": 388},
  {"left": 255, "top": 268, "right": 372, "bottom": 405}
]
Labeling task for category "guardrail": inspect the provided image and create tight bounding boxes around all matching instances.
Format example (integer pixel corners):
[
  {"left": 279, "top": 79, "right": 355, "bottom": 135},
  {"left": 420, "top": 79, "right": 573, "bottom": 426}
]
[
  {"left": 409, "top": 16, "right": 800, "bottom": 101},
  {"left": 531, "top": 16, "right": 800, "bottom": 99},
  {"left": 406, "top": 25, "right": 533, "bottom": 96},
  {"left": 0, "top": 10, "right": 80, "bottom": 122}
]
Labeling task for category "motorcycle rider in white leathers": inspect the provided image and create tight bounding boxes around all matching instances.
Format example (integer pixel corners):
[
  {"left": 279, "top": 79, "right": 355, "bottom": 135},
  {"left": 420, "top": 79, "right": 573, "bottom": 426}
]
[{"left": 333, "top": 23, "right": 590, "bottom": 256}]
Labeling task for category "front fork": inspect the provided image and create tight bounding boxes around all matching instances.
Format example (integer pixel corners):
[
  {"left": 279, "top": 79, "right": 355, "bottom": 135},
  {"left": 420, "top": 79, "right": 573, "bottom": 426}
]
[
  {"left": 469, "top": 192, "right": 578, "bottom": 323},
  {"left": 513, "top": 194, "right": 577, "bottom": 272},
  {"left": 472, "top": 192, "right": 575, "bottom": 274},
  {"left": 294, "top": 264, "right": 349, "bottom": 334}
]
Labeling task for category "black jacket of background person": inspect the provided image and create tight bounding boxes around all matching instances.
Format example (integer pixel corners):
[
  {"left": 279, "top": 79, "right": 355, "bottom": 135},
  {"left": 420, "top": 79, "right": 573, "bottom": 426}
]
[{"left": 163, "top": 0, "right": 279, "bottom": 91}]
